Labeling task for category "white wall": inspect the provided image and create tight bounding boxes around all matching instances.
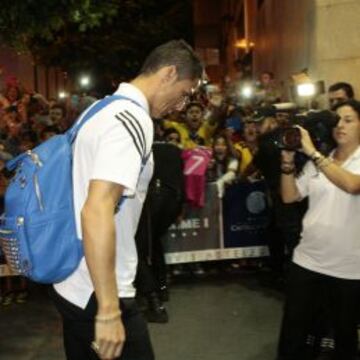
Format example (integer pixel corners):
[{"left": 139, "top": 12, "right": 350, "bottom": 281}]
[{"left": 253, "top": 0, "right": 360, "bottom": 100}]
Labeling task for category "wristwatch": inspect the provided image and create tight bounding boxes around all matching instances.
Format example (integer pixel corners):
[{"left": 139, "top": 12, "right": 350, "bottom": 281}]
[{"left": 310, "top": 151, "right": 322, "bottom": 162}]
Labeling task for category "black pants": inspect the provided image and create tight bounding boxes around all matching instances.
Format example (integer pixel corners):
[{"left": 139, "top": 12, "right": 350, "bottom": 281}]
[
  {"left": 277, "top": 263, "right": 360, "bottom": 360},
  {"left": 135, "top": 188, "right": 181, "bottom": 294},
  {"left": 267, "top": 194, "right": 306, "bottom": 275},
  {"left": 49, "top": 288, "right": 154, "bottom": 360}
]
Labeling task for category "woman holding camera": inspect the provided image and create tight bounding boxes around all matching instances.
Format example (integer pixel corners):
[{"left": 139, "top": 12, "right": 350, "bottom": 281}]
[{"left": 277, "top": 100, "right": 360, "bottom": 360}]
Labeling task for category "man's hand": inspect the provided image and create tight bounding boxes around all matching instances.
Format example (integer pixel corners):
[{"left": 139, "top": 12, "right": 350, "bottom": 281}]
[
  {"left": 94, "top": 317, "right": 126, "bottom": 360},
  {"left": 82, "top": 180, "right": 126, "bottom": 359}
]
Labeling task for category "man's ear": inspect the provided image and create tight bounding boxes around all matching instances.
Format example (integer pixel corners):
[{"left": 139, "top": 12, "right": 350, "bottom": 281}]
[{"left": 158, "top": 65, "right": 178, "bottom": 85}]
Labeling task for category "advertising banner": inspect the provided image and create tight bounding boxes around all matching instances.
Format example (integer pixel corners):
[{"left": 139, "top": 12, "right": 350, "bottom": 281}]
[{"left": 164, "top": 182, "right": 269, "bottom": 264}]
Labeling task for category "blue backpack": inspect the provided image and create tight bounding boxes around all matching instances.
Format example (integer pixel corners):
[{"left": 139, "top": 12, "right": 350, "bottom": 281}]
[{"left": 0, "top": 95, "right": 138, "bottom": 283}]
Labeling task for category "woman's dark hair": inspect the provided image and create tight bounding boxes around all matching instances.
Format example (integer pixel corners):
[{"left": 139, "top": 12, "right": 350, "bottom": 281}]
[
  {"left": 212, "top": 132, "right": 231, "bottom": 154},
  {"left": 333, "top": 99, "right": 360, "bottom": 118},
  {"left": 164, "top": 127, "right": 181, "bottom": 138}
]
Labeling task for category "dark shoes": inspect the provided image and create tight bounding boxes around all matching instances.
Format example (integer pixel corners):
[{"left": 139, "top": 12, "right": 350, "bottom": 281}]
[
  {"left": 145, "top": 292, "right": 169, "bottom": 323},
  {"left": 159, "top": 285, "right": 169, "bottom": 302},
  {"left": 0, "top": 291, "right": 29, "bottom": 306}
]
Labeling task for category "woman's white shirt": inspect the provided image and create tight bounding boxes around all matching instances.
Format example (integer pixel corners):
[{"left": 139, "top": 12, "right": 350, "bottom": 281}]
[{"left": 294, "top": 146, "right": 360, "bottom": 279}]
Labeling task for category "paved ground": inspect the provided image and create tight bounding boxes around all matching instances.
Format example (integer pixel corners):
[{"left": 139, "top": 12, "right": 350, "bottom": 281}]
[{"left": 0, "top": 271, "right": 284, "bottom": 360}]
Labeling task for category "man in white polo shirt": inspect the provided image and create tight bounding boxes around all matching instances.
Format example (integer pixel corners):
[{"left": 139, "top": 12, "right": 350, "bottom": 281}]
[{"left": 50, "top": 40, "right": 203, "bottom": 360}]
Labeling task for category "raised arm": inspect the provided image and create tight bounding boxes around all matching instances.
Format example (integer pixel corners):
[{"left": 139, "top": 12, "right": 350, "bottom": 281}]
[
  {"left": 299, "top": 126, "right": 360, "bottom": 194},
  {"left": 280, "top": 150, "right": 302, "bottom": 203}
]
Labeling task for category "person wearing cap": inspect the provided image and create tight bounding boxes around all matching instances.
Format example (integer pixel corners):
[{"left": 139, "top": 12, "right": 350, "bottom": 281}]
[
  {"left": 232, "top": 108, "right": 274, "bottom": 177},
  {"left": 251, "top": 107, "right": 306, "bottom": 279}
]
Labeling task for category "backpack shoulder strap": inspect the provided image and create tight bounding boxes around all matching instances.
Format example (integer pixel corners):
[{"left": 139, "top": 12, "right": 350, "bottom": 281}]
[{"left": 67, "top": 95, "right": 142, "bottom": 143}]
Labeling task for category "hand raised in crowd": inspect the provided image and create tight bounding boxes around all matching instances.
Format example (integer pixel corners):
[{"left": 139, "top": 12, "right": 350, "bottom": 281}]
[{"left": 93, "top": 315, "right": 126, "bottom": 360}]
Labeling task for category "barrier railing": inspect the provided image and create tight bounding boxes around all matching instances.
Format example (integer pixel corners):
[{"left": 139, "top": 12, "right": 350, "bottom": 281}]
[
  {"left": 0, "top": 181, "right": 271, "bottom": 276},
  {"left": 164, "top": 181, "right": 270, "bottom": 264}
]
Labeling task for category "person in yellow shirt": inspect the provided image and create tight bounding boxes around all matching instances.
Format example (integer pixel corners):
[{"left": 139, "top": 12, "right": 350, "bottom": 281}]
[
  {"left": 164, "top": 101, "right": 218, "bottom": 149},
  {"left": 232, "top": 120, "right": 259, "bottom": 175}
]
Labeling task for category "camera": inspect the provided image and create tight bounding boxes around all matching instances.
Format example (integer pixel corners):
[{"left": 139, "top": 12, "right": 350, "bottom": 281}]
[{"left": 275, "top": 110, "right": 339, "bottom": 153}]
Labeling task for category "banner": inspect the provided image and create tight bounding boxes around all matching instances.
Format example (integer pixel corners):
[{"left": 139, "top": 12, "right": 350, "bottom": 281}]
[
  {"left": 223, "top": 180, "right": 269, "bottom": 248},
  {"left": 164, "top": 183, "right": 221, "bottom": 263},
  {"left": 164, "top": 181, "right": 269, "bottom": 264}
]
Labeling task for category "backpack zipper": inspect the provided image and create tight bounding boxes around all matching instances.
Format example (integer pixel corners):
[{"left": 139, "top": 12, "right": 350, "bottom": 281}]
[
  {"left": 26, "top": 151, "right": 44, "bottom": 211},
  {"left": 27, "top": 150, "right": 43, "bottom": 167},
  {"left": 33, "top": 174, "right": 44, "bottom": 211},
  {"left": 0, "top": 228, "right": 13, "bottom": 234}
]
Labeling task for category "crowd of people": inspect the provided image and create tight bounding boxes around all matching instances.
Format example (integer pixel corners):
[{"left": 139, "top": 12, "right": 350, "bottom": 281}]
[
  {"left": 0, "top": 53, "right": 359, "bottom": 359},
  {"left": 0, "top": 76, "right": 97, "bottom": 305}
]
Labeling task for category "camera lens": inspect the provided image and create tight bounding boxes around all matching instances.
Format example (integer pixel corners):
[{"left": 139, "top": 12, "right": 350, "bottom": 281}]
[{"left": 282, "top": 127, "right": 302, "bottom": 150}]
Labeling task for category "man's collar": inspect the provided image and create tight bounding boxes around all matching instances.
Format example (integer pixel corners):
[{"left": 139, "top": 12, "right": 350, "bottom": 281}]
[{"left": 114, "top": 83, "right": 150, "bottom": 114}]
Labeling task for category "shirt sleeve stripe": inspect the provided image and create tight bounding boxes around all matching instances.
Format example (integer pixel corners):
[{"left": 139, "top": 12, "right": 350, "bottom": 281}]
[
  {"left": 117, "top": 112, "right": 146, "bottom": 156},
  {"left": 115, "top": 114, "right": 143, "bottom": 159},
  {"left": 123, "top": 110, "right": 147, "bottom": 154},
  {"left": 119, "top": 110, "right": 147, "bottom": 156}
]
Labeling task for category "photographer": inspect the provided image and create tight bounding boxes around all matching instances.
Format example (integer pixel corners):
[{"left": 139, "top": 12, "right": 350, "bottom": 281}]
[
  {"left": 277, "top": 100, "right": 360, "bottom": 360},
  {"left": 250, "top": 107, "right": 306, "bottom": 281}
]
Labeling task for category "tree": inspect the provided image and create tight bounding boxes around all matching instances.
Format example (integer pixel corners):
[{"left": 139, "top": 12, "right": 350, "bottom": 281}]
[
  {"left": 0, "top": 0, "right": 119, "bottom": 47},
  {"left": 0, "top": 0, "right": 193, "bottom": 91}
]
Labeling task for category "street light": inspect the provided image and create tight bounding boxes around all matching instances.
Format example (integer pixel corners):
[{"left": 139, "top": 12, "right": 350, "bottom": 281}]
[
  {"left": 297, "top": 83, "right": 316, "bottom": 97},
  {"left": 80, "top": 75, "right": 90, "bottom": 87},
  {"left": 58, "top": 91, "right": 67, "bottom": 99},
  {"left": 241, "top": 85, "right": 253, "bottom": 99}
]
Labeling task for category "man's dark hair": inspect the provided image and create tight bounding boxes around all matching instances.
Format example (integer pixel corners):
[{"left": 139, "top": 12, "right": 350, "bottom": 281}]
[
  {"left": 185, "top": 101, "right": 204, "bottom": 112},
  {"left": 333, "top": 99, "right": 360, "bottom": 118},
  {"left": 40, "top": 125, "right": 61, "bottom": 140},
  {"left": 21, "top": 130, "right": 38, "bottom": 143},
  {"left": 50, "top": 104, "right": 66, "bottom": 115},
  {"left": 164, "top": 127, "right": 181, "bottom": 139},
  {"left": 261, "top": 71, "right": 274, "bottom": 79},
  {"left": 140, "top": 40, "right": 203, "bottom": 80},
  {"left": 328, "top": 82, "right": 354, "bottom": 99},
  {"left": 5, "top": 105, "right": 17, "bottom": 113}
]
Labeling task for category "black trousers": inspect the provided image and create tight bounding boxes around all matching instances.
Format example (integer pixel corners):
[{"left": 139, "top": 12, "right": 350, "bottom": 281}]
[
  {"left": 135, "top": 188, "right": 181, "bottom": 294},
  {"left": 267, "top": 194, "right": 306, "bottom": 275},
  {"left": 277, "top": 262, "right": 360, "bottom": 360},
  {"left": 49, "top": 288, "right": 155, "bottom": 360}
]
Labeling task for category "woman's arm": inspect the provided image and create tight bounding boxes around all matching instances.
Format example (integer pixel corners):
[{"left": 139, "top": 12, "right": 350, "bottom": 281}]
[
  {"left": 299, "top": 127, "right": 360, "bottom": 194},
  {"left": 280, "top": 151, "right": 302, "bottom": 203}
]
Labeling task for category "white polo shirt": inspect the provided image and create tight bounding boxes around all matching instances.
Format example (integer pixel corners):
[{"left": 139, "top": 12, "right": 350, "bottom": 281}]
[
  {"left": 54, "top": 83, "right": 154, "bottom": 309},
  {"left": 293, "top": 146, "right": 360, "bottom": 279}
]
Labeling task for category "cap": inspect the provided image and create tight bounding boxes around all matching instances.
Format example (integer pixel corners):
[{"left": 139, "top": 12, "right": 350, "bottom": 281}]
[
  {"left": 252, "top": 106, "right": 277, "bottom": 122},
  {"left": 225, "top": 116, "right": 243, "bottom": 132}
]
